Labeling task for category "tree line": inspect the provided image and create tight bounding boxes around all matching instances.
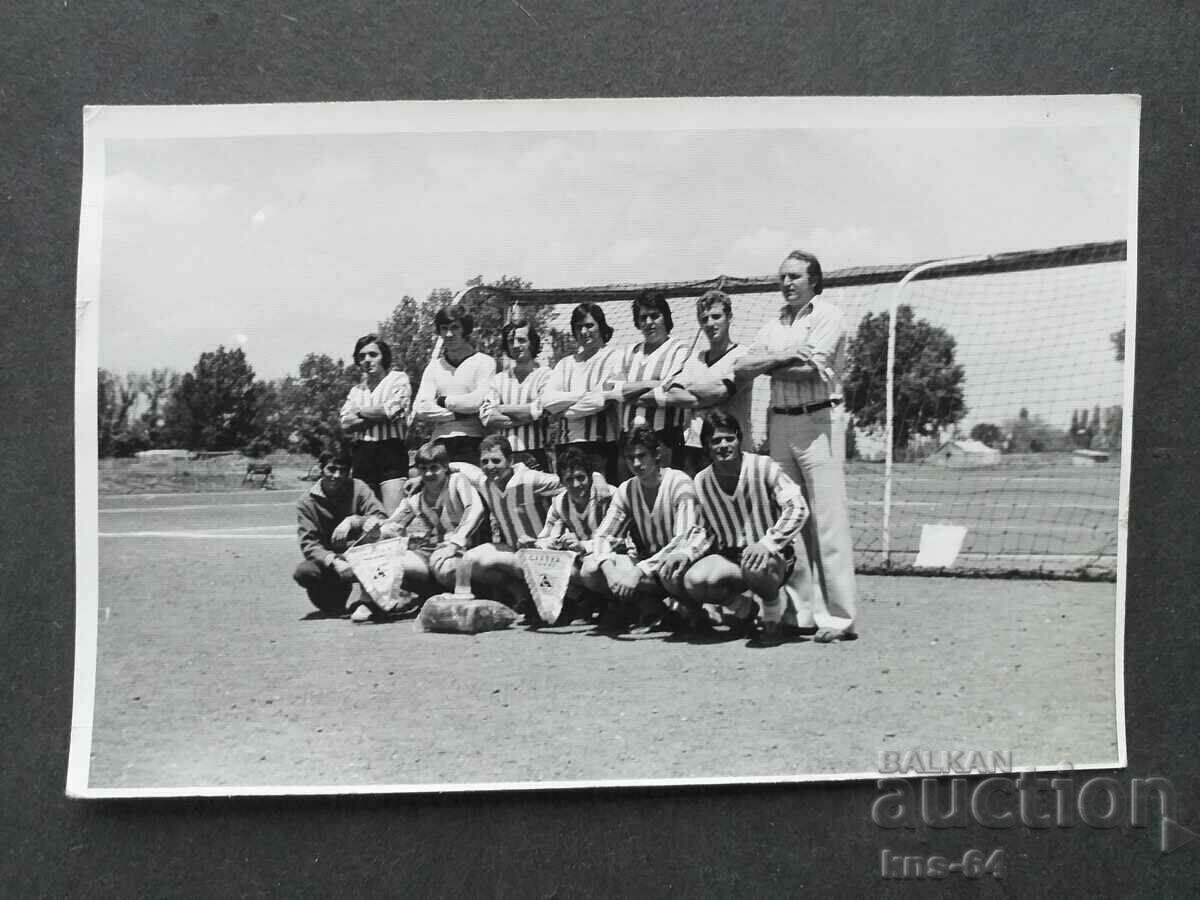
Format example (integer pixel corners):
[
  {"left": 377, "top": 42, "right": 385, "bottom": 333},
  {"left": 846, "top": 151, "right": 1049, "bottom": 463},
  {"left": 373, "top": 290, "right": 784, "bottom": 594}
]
[
  {"left": 98, "top": 284, "right": 1124, "bottom": 460},
  {"left": 98, "top": 279, "right": 569, "bottom": 458}
]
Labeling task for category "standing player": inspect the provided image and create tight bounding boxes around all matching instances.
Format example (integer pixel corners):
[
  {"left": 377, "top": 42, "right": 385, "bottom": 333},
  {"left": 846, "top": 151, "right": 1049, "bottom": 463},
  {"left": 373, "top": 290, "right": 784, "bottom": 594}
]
[
  {"left": 479, "top": 319, "right": 553, "bottom": 470},
  {"left": 380, "top": 440, "right": 487, "bottom": 602},
  {"left": 592, "top": 426, "right": 702, "bottom": 632},
  {"left": 464, "top": 435, "right": 563, "bottom": 623},
  {"left": 412, "top": 305, "right": 497, "bottom": 465},
  {"left": 534, "top": 447, "right": 617, "bottom": 620},
  {"left": 541, "top": 303, "right": 626, "bottom": 483},
  {"left": 292, "top": 447, "right": 393, "bottom": 621},
  {"left": 734, "top": 249, "right": 857, "bottom": 642},
  {"left": 681, "top": 412, "right": 811, "bottom": 645},
  {"left": 657, "top": 290, "right": 753, "bottom": 475},
  {"left": 339, "top": 335, "right": 412, "bottom": 514},
  {"left": 608, "top": 290, "right": 692, "bottom": 468}
]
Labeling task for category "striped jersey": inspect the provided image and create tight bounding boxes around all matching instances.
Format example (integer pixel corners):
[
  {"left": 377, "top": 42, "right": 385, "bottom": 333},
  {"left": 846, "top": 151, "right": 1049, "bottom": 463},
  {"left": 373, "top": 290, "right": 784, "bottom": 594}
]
[
  {"left": 691, "top": 453, "right": 808, "bottom": 557},
  {"left": 593, "top": 467, "right": 700, "bottom": 562},
  {"left": 618, "top": 336, "right": 692, "bottom": 432},
  {"left": 537, "top": 480, "right": 616, "bottom": 544},
  {"left": 479, "top": 365, "right": 553, "bottom": 452},
  {"left": 385, "top": 471, "right": 486, "bottom": 551},
  {"left": 675, "top": 343, "right": 753, "bottom": 449},
  {"left": 752, "top": 297, "right": 846, "bottom": 408},
  {"left": 340, "top": 370, "right": 411, "bottom": 442},
  {"left": 542, "top": 344, "right": 626, "bottom": 444},
  {"left": 482, "top": 463, "right": 563, "bottom": 549}
]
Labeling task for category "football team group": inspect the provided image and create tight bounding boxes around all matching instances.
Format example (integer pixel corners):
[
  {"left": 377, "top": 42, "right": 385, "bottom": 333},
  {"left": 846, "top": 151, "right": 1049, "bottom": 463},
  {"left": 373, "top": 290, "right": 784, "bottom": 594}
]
[{"left": 293, "top": 250, "right": 858, "bottom": 646}]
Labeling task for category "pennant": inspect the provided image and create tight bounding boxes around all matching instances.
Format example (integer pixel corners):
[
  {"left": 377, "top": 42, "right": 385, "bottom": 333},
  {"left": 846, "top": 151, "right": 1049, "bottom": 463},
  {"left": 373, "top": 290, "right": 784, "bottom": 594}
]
[
  {"left": 344, "top": 535, "right": 409, "bottom": 603},
  {"left": 516, "top": 548, "right": 576, "bottom": 625}
]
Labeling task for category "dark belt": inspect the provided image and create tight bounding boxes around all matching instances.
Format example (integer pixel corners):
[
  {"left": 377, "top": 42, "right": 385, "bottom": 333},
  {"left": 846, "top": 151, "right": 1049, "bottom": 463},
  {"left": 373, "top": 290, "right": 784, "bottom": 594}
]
[{"left": 770, "top": 398, "right": 841, "bottom": 416}]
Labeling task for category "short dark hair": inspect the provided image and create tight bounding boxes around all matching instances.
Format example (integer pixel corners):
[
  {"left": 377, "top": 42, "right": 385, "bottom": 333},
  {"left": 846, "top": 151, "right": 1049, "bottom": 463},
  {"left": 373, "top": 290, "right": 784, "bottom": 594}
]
[
  {"left": 318, "top": 446, "right": 354, "bottom": 469},
  {"left": 556, "top": 447, "right": 594, "bottom": 476},
  {"left": 695, "top": 289, "right": 732, "bottom": 320},
  {"left": 623, "top": 425, "right": 662, "bottom": 458},
  {"left": 479, "top": 434, "right": 514, "bottom": 460},
  {"left": 501, "top": 319, "right": 542, "bottom": 359},
  {"left": 570, "top": 302, "right": 614, "bottom": 343},
  {"left": 353, "top": 334, "right": 392, "bottom": 369},
  {"left": 413, "top": 441, "right": 450, "bottom": 468},
  {"left": 434, "top": 305, "right": 475, "bottom": 338},
  {"left": 632, "top": 290, "right": 673, "bottom": 334},
  {"left": 781, "top": 250, "right": 824, "bottom": 295},
  {"left": 699, "top": 410, "right": 744, "bottom": 448}
]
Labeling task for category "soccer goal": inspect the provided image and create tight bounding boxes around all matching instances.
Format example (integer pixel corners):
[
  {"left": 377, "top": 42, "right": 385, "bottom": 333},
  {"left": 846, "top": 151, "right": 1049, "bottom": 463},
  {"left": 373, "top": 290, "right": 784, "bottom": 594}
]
[{"left": 474, "top": 239, "right": 1129, "bottom": 579}]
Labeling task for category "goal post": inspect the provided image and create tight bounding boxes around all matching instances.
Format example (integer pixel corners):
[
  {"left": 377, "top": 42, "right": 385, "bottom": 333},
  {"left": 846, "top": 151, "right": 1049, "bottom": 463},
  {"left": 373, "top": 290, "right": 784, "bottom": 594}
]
[{"left": 469, "top": 239, "right": 1128, "bottom": 579}]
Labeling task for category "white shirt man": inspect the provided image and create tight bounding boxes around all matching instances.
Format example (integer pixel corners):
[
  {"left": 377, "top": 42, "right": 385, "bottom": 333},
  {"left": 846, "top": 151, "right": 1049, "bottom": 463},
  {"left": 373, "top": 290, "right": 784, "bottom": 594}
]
[{"left": 735, "top": 251, "right": 857, "bottom": 642}]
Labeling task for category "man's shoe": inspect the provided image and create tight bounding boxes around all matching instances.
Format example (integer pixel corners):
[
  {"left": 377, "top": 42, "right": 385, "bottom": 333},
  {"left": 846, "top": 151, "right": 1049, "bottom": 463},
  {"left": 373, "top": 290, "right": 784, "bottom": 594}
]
[
  {"left": 756, "top": 621, "right": 786, "bottom": 647},
  {"left": 349, "top": 603, "right": 372, "bottom": 623}
]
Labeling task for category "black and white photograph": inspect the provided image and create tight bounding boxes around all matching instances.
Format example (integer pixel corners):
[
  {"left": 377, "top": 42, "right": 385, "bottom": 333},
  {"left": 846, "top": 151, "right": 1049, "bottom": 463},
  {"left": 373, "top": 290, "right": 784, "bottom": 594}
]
[{"left": 69, "top": 96, "right": 1137, "bottom": 796}]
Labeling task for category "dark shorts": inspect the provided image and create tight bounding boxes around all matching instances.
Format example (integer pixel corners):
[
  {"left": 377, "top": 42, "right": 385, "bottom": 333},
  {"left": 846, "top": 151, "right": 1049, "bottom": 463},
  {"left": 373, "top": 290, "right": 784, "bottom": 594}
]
[
  {"left": 436, "top": 435, "right": 482, "bottom": 466},
  {"left": 678, "top": 444, "right": 711, "bottom": 477},
  {"left": 351, "top": 439, "right": 409, "bottom": 489},
  {"left": 514, "top": 447, "right": 552, "bottom": 472},
  {"left": 556, "top": 440, "right": 620, "bottom": 485},
  {"left": 716, "top": 543, "right": 797, "bottom": 580}
]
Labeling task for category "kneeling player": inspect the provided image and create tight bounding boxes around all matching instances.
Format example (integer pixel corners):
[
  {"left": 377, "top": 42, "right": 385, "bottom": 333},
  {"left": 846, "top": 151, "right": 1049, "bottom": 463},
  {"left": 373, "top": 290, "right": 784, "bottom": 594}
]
[
  {"left": 684, "top": 411, "right": 810, "bottom": 645},
  {"left": 293, "top": 447, "right": 392, "bottom": 620},
  {"left": 380, "top": 440, "right": 487, "bottom": 604},
  {"left": 534, "top": 447, "right": 616, "bottom": 620},
  {"left": 592, "top": 426, "right": 702, "bottom": 632},
  {"left": 464, "top": 435, "right": 563, "bottom": 624}
]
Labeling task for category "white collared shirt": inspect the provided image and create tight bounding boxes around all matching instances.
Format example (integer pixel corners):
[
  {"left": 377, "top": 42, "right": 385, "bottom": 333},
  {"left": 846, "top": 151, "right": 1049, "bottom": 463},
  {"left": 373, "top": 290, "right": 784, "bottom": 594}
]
[{"left": 751, "top": 296, "right": 846, "bottom": 408}]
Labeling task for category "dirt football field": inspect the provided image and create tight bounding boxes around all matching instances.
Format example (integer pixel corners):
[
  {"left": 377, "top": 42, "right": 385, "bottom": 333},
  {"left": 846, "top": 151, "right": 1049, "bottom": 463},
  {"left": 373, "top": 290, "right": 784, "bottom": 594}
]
[{"left": 83, "top": 489, "right": 1121, "bottom": 792}]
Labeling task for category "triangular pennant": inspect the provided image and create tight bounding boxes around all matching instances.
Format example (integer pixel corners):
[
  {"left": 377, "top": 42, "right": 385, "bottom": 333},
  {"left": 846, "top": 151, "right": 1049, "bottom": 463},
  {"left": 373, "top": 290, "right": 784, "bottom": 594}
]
[
  {"left": 516, "top": 548, "right": 576, "bottom": 624},
  {"left": 344, "top": 535, "right": 409, "bottom": 603}
]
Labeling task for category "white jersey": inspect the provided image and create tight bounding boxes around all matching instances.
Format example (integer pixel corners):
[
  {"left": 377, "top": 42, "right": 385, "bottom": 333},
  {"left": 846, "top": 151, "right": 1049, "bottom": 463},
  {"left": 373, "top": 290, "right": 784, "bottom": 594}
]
[
  {"left": 592, "top": 467, "right": 700, "bottom": 561},
  {"left": 482, "top": 463, "right": 563, "bottom": 548},
  {"left": 616, "top": 336, "right": 692, "bottom": 432},
  {"left": 387, "top": 471, "right": 485, "bottom": 550},
  {"left": 340, "top": 370, "right": 411, "bottom": 442},
  {"left": 690, "top": 453, "right": 808, "bottom": 557},
  {"left": 675, "top": 343, "right": 752, "bottom": 449},
  {"left": 541, "top": 344, "right": 626, "bottom": 445},
  {"left": 479, "top": 365, "right": 553, "bottom": 452},
  {"left": 537, "top": 480, "right": 617, "bottom": 544},
  {"left": 412, "top": 351, "right": 496, "bottom": 440}
]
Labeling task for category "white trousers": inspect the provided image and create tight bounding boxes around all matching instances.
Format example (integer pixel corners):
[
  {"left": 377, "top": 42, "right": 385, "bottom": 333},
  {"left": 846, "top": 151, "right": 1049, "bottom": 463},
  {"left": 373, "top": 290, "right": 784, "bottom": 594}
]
[{"left": 769, "top": 406, "right": 858, "bottom": 633}]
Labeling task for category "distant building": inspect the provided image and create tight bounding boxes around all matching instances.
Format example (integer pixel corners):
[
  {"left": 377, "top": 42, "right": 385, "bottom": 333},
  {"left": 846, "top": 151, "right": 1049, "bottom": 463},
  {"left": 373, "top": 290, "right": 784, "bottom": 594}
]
[{"left": 929, "top": 439, "right": 1001, "bottom": 468}]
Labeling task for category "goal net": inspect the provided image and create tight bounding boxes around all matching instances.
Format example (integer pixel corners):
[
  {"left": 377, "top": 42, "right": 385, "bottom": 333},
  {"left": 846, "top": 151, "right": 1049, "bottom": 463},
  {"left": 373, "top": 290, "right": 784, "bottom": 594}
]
[{"left": 490, "top": 240, "right": 1128, "bottom": 579}]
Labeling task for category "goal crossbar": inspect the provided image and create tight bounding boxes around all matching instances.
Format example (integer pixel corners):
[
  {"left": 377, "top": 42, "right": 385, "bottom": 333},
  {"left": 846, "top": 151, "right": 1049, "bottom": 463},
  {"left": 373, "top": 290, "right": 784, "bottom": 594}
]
[{"left": 466, "top": 240, "right": 1126, "bottom": 306}]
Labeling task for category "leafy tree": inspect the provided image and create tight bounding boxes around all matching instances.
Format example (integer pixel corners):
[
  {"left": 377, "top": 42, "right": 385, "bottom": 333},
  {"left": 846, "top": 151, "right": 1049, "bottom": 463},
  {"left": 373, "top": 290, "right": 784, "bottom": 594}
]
[
  {"left": 377, "top": 276, "right": 569, "bottom": 386},
  {"left": 844, "top": 417, "right": 858, "bottom": 460},
  {"left": 1101, "top": 405, "right": 1123, "bottom": 451},
  {"left": 275, "top": 353, "right": 360, "bottom": 457},
  {"left": 162, "top": 346, "right": 262, "bottom": 451},
  {"left": 843, "top": 304, "right": 967, "bottom": 450},
  {"left": 136, "top": 368, "right": 180, "bottom": 447},
  {"left": 1004, "top": 409, "right": 1067, "bottom": 453},
  {"left": 97, "top": 368, "right": 142, "bottom": 457},
  {"left": 969, "top": 422, "right": 1003, "bottom": 448},
  {"left": 1111, "top": 326, "right": 1125, "bottom": 362}
]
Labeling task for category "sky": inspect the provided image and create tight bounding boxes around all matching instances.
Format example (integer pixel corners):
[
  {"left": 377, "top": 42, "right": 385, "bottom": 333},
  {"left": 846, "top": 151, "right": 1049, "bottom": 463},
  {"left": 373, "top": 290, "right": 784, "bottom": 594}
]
[{"left": 95, "top": 106, "right": 1135, "bottom": 430}]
